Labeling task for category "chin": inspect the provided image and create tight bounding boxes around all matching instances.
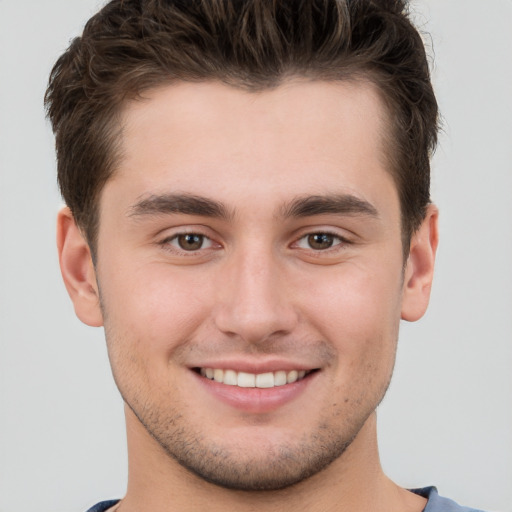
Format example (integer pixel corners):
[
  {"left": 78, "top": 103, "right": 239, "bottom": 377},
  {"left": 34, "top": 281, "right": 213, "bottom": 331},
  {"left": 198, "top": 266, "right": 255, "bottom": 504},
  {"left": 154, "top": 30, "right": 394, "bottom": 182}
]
[{"left": 167, "top": 438, "right": 353, "bottom": 491}]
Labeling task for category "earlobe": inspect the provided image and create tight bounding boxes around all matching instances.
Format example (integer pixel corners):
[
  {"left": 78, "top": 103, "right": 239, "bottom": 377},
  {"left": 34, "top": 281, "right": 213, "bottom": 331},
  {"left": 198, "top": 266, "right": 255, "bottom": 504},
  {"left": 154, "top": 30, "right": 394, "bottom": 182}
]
[
  {"left": 57, "top": 207, "right": 104, "bottom": 327},
  {"left": 401, "top": 204, "right": 439, "bottom": 322}
]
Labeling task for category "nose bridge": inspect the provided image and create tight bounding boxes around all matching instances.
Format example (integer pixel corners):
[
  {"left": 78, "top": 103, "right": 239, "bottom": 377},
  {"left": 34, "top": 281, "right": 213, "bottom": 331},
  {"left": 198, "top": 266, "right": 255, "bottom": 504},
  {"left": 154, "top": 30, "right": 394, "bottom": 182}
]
[{"left": 214, "top": 241, "right": 297, "bottom": 344}]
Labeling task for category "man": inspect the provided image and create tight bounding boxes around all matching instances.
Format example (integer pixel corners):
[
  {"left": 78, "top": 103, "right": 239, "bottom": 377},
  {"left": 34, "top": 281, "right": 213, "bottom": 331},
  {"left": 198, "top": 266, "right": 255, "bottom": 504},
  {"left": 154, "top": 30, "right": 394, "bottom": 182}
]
[{"left": 45, "top": 1, "right": 486, "bottom": 511}]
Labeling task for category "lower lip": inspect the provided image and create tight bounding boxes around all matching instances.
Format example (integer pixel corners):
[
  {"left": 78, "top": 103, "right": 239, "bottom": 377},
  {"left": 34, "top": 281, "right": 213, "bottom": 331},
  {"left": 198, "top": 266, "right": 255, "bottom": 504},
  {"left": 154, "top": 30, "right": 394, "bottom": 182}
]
[{"left": 192, "top": 370, "right": 318, "bottom": 414}]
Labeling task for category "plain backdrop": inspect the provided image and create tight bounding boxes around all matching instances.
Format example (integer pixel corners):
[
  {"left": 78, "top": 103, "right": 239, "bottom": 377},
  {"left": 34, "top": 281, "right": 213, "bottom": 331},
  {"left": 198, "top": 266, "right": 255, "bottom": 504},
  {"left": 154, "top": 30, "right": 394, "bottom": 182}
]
[{"left": 0, "top": 1, "right": 511, "bottom": 511}]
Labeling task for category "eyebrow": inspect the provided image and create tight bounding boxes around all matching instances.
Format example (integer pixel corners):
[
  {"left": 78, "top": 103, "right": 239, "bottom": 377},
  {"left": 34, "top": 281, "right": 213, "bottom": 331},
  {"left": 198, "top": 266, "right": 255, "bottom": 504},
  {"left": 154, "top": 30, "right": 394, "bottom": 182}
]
[
  {"left": 128, "top": 193, "right": 232, "bottom": 220},
  {"left": 280, "top": 194, "right": 379, "bottom": 219},
  {"left": 127, "top": 192, "right": 378, "bottom": 221}
]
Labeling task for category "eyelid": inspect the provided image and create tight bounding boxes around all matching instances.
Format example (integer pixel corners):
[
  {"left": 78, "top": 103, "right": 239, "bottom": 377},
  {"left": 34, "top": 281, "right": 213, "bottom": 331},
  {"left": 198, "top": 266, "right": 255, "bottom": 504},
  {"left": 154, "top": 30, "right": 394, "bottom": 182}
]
[
  {"left": 294, "top": 231, "right": 347, "bottom": 250},
  {"left": 167, "top": 233, "right": 214, "bottom": 250},
  {"left": 292, "top": 225, "right": 351, "bottom": 244},
  {"left": 158, "top": 226, "right": 222, "bottom": 255}
]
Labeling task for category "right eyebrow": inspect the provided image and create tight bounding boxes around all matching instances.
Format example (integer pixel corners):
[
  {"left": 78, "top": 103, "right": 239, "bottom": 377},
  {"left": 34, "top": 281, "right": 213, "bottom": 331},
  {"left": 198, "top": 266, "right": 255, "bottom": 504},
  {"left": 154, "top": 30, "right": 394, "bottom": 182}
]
[
  {"left": 279, "top": 193, "right": 379, "bottom": 219},
  {"left": 127, "top": 193, "right": 233, "bottom": 220}
]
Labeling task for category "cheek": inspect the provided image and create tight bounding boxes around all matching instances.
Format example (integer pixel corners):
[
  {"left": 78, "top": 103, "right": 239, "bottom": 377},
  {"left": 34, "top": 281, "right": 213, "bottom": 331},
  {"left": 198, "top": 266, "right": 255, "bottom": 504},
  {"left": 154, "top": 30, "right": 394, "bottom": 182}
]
[
  {"left": 105, "top": 260, "right": 209, "bottom": 321},
  {"left": 302, "top": 262, "right": 402, "bottom": 333},
  {"left": 297, "top": 262, "right": 402, "bottom": 379},
  {"left": 99, "top": 261, "right": 216, "bottom": 369}
]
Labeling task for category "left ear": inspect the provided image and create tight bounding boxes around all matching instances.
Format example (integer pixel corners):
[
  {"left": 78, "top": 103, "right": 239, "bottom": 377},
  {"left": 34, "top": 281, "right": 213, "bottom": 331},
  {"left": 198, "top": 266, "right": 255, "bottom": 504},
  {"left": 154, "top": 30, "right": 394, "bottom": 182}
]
[{"left": 401, "top": 204, "right": 439, "bottom": 322}]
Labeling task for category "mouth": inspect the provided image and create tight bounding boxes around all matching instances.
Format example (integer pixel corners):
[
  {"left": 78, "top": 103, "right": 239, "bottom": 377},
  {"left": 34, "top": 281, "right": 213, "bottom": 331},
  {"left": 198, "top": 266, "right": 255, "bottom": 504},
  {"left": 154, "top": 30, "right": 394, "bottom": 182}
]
[
  {"left": 191, "top": 365, "right": 321, "bottom": 413},
  {"left": 194, "top": 368, "right": 316, "bottom": 388}
]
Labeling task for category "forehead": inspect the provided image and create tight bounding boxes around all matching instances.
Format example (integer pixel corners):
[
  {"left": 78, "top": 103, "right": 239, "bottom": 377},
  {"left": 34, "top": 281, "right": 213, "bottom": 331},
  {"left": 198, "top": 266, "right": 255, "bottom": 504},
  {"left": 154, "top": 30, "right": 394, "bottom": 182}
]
[{"left": 106, "top": 79, "right": 398, "bottom": 219}]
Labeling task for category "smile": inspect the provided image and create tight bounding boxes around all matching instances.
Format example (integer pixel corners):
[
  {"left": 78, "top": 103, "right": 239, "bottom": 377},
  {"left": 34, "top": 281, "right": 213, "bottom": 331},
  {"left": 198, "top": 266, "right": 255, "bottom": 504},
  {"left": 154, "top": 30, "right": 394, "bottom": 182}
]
[{"left": 198, "top": 368, "right": 312, "bottom": 388}]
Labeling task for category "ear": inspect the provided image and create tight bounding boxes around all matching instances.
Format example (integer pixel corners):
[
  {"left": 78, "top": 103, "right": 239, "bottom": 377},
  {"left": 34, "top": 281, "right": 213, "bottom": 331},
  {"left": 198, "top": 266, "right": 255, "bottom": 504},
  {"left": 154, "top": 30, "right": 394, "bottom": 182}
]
[
  {"left": 57, "top": 207, "right": 104, "bottom": 327},
  {"left": 401, "top": 204, "right": 439, "bottom": 322}
]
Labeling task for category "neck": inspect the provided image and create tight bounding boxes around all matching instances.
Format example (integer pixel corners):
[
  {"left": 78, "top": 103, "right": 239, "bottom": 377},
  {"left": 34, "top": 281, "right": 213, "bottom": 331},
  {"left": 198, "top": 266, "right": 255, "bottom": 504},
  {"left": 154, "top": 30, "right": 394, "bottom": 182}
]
[{"left": 118, "top": 408, "right": 426, "bottom": 512}]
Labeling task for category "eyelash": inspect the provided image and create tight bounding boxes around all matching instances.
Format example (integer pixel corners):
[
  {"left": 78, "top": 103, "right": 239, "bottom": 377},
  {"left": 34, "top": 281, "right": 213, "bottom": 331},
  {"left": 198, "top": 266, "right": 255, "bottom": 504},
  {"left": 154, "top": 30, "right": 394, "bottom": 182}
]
[
  {"left": 159, "top": 229, "right": 350, "bottom": 256},
  {"left": 294, "top": 231, "right": 349, "bottom": 252},
  {"left": 160, "top": 232, "right": 216, "bottom": 254}
]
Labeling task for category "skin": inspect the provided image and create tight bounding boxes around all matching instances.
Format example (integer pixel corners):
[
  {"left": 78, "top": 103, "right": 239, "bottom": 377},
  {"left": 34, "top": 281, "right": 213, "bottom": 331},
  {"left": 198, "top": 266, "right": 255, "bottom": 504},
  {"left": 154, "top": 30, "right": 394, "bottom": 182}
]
[{"left": 58, "top": 80, "right": 438, "bottom": 512}]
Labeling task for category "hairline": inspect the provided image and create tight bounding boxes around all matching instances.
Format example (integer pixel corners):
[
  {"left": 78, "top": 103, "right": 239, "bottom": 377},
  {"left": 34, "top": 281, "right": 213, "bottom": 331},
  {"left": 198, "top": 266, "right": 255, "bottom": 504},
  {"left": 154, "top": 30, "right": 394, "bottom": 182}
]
[{"left": 83, "top": 74, "right": 422, "bottom": 262}]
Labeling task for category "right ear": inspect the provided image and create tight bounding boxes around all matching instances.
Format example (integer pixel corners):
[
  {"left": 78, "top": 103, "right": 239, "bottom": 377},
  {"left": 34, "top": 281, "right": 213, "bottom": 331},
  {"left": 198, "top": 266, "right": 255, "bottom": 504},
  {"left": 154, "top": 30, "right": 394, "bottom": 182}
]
[{"left": 57, "top": 207, "right": 103, "bottom": 327}]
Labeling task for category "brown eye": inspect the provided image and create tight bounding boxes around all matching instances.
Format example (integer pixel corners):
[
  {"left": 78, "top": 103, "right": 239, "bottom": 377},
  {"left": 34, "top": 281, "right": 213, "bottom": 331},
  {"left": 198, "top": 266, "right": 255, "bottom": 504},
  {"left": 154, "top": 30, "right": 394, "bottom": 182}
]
[
  {"left": 307, "top": 233, "right": 335, "bottom": 250},
  {"left": 176, "top": 234, "right": 205, "bottom": 251}
]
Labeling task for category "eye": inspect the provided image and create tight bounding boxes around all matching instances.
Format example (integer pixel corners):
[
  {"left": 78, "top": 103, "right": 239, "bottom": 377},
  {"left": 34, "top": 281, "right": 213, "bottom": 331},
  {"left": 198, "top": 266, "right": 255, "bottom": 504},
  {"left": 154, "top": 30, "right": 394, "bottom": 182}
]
[
  {"left": 296, "top": 232, "right": 344, "bottom": 251},
  {"left": 167, "top": 233, "right": 214, "bottom": 251}
]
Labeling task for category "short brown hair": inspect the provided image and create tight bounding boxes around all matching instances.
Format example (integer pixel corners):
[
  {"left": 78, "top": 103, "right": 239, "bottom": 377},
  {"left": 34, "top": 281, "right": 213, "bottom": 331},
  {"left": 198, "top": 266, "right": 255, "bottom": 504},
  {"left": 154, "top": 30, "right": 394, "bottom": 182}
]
[{"left": 45, "top": 0, "right": 438, "bottom": 255}]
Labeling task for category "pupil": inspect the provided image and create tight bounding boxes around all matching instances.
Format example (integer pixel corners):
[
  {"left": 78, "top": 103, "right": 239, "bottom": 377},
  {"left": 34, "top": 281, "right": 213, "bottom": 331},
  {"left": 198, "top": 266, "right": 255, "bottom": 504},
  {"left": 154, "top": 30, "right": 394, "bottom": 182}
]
[
  {"left": 178, "top": 234, "right": 203, "bottom": 250},
  {"left": 308, "top": 233, "right": 333, "bottom": 250}
]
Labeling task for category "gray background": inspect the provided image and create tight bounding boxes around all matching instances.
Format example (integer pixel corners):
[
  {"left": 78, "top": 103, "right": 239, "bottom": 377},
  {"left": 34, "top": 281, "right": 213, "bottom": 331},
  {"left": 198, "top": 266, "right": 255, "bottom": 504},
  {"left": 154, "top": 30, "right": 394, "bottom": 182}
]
[{"left": 0, "top": 1, "right": 511, "bottom": 511}]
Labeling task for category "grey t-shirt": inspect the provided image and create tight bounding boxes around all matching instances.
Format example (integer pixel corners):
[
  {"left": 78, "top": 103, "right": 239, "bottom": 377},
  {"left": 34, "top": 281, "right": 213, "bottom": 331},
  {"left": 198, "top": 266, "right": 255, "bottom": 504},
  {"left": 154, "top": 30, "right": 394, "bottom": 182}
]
[
  {"left": 411, "top": 487, "right": 487, "bottom": 512},
  {"left": 85, "top": 487, "right": 488, "bottom": 512}
]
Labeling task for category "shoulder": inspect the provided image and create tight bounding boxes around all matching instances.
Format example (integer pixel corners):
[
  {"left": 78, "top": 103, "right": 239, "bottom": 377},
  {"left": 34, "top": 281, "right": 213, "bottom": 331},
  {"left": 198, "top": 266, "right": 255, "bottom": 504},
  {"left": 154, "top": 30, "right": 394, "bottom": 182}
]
[
  {"left": 411, "top": 487, "right": 489, "bottom": 512},
  {"left": 85, "top": 500, "right": 120, "bottom": 512},
  {"left": 84, "top": 490, "right": 490, "bottom": 512}
]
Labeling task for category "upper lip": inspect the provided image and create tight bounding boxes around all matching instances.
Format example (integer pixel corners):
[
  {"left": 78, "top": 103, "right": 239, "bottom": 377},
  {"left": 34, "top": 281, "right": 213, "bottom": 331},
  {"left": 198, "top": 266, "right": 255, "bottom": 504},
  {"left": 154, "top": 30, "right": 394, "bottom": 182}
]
[{"left": 190, "top": 358, "right": 319, "bottom": 374}]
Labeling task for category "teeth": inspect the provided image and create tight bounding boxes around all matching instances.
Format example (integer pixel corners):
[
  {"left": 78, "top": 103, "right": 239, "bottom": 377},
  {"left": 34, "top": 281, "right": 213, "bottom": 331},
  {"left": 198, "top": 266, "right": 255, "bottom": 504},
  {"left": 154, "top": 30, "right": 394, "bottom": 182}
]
[
  {"left": 237, "top": 371, "right": 256, "bottom": 388},
  {"left": 287, "top": 370, "right": 298, "bottom": 383},
  {"left": 274, "top": 370, "right": 287, "bottom": 386},
  {"left": 223, "top": 369, "right": 237, "bottom": 386},
  {"left": 255, "top": 372, "right": 274, "bottom": 388},
  {"left": 199, "top": 368, "right": 311, "bottom": 388}
]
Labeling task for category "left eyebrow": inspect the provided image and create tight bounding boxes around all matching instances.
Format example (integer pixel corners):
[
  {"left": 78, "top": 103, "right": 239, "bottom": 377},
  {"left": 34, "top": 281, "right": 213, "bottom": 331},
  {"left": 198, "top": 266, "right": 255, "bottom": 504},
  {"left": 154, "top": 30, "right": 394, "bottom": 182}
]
[
  {"left": 128, "top": 193, "right": 233, "bottom": 220},
  {"left": 279, "top": 194, "right": 379, "bottom": 219}
]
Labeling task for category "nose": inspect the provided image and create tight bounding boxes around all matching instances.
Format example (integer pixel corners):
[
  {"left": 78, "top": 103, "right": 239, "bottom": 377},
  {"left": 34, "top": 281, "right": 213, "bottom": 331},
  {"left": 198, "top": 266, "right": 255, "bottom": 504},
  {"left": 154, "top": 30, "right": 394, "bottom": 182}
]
[{"left": 213, "top": 247, "right": 299, "bottom": 345}]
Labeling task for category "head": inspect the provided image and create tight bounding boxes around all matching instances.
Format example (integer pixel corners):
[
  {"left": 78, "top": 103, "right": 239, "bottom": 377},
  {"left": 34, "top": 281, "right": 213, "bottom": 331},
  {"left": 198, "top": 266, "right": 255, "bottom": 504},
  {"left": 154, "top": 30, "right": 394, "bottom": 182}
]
[
  {"left": 48, "top": 0, "right": 439, "bottom": 496},
  {"left": 45, "top": 0, "right": 438, "bottom": 260}
]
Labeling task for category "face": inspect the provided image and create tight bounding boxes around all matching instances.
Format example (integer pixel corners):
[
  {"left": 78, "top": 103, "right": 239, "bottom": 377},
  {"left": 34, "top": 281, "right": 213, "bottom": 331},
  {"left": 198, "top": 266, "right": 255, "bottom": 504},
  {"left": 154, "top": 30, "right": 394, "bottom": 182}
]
[{"left": 93, "top": 80, "right": 409, "bottom": 490}]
